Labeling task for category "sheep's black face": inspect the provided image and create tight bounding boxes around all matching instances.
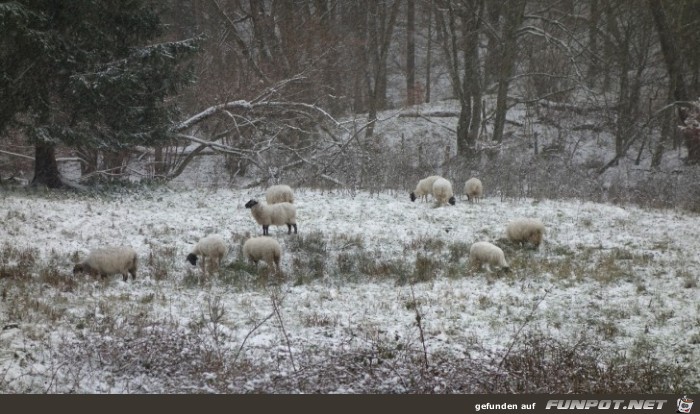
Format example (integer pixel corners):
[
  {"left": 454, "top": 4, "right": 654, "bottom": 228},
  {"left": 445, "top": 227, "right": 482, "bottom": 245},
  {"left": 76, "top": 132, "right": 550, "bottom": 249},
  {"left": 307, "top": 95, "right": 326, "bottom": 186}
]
[
  {"left": 72, "top": 264, "right": 83, "bottom": 275},
  {"left": 245, "top": 199, "right": 258, "bottom": 209},
  {"left": 186, "top": 253, "right": 198, "bottom": 266},
  {"left": 449, "top": 196, "right": 456, "bottom": 205},
  {"left": 410, "top": 192, "right": 417, "bottom": 202}
]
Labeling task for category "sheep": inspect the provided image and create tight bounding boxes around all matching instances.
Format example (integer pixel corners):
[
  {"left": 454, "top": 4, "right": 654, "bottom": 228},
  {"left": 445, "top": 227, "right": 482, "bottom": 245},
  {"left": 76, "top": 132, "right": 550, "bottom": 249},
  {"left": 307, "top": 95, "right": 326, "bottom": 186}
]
[
  {"left": 186, "top": 234, "right": 229, "bottom": 276},
  {"left": 244, "top": 199, "right": 297, "bottom": 236},
  {"left": 73, "top": 246, "right": 138, "bottom": 282},
  {"left": 410, "top": 175, "right": 442, "bottom": 202},
  {"left": 243, "top": 236, "right": 282, "bottom": 274},
  {"left": 506, "top": 218, "right": 545, "bottom": 248},
  {"left": 464, "top": 177, "right": 483, "bottom": 203},
  {"left": 265, "top": 184, "right": 294, "bottom": 204},
  {"left": 432, "top": 177, "right": 456, "bottom": 206},
  {"left": 469, "top": 241, "right": 510, "bottom": 272}
]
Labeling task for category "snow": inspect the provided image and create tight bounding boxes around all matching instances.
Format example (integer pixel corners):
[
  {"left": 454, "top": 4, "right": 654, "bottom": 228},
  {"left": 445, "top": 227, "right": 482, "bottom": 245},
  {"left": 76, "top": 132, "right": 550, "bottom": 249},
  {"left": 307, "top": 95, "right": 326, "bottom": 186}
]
[{"left": 0, "top": 185, "right": 698, "bottom": 393}]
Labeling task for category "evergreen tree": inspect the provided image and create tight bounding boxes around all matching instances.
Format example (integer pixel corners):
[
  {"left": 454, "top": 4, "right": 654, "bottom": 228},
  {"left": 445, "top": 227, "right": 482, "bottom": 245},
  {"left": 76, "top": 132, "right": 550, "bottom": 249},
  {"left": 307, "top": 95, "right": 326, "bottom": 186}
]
[{"left": 0, "top": 0, "right": 198, "bottom": 187}]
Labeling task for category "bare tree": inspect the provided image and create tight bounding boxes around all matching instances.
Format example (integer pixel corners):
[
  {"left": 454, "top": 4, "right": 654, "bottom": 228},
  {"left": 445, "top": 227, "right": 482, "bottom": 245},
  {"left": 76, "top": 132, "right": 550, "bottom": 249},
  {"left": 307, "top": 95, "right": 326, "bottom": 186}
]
[
  {"left": 492, "top": 0, "right": 526, "bottom": 144},
  {"left": 435, "top": 0, "right": 484, "bottom": 158}
]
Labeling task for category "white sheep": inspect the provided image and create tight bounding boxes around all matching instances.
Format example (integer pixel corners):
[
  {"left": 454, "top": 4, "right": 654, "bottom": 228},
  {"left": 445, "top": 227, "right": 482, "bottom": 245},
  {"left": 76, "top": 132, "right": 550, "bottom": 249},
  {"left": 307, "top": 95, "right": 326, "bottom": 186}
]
[
  {"left": 410, "top": 175, "right": 442, "bottom": 202},
  {"left": 265, "top": 184, "right": 294, "bottom": 204},
  {"left": 506, "top": 218, "right": 545, "bottom": 248},
  {"left": 244, "top": 199, "right": 297, "bottom": 235},
  {"left": 242, "top": 236, "right": 282, "bottom": 274},
  {"left": 469, "top": 241, "right": 510, "bottom": 272},
  {"left": 464, "top": 177, "right": 483, "bottom": 203},
  {"left": 73, "top": 246, "right": 138, "bottom": 282},
  {"left": 432, "top": 177, "right": 456, "bottom": 206},
  {"left": 186, "top": 234, "right": 229, "bottom": 276}
]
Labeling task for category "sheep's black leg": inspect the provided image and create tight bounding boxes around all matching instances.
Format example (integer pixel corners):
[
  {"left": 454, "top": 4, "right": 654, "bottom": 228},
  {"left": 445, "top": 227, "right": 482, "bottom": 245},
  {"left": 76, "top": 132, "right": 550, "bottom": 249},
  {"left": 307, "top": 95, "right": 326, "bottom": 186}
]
[
  {"left": 123, "top": 273, "right": 128, "bottom": 282},
  {"left": 292, "top": 223, "right": 297, "bottom": 234},
  {"left": 287, "top": 224, "right": 292, "bottom": 234},
  {"left": 263, "top": 225, "right": 269, "bottom": 235},
  {"left": 130, "top": 269, "right": 136, "bottom": 280}
]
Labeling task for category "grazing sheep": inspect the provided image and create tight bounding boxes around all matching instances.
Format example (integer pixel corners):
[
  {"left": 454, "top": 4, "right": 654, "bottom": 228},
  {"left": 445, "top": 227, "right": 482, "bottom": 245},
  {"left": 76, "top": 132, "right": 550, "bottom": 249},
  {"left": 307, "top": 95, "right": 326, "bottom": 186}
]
[
  {"left": 186, "top": 234, "right": 229, "bottom": 276},
  {"left": 245, "top": 199, "right": 297, "bottom": 235},
  {"left": 464, "top": 177, "right": 483, "bottom": 203},
  {"left": 73, "top": 246, "right": 138, "bottom": 282},
  {"left": 266, "top": 184, "right": 294, "bottom": 204},
  {"left": 410, "top": 175, "right": 442, "bottom": 202},
  {"left": 432, "top": 177, "right": 456, "bottom": 206},
  {"left": 506, "top": 218, "right": 545, "bottom": 248},
  {"left": 243, "top": 236, "right": 282, "bottom": 274},
  {"left": 469, "top": 241, "right": 510, "bottom": 272}
]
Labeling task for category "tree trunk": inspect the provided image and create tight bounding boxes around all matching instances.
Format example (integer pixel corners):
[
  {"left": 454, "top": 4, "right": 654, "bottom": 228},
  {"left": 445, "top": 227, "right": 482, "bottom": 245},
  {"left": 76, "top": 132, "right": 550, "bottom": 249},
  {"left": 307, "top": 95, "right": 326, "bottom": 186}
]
[
  {"left": 647, "top": 0, "right": 698, "bottom": 163},
  {"left": 492, "top": 0, "right": 525, "bottom": 143},
  {"left": 406, "top": 0, "right": 416, "bottom": 106},
  {"left": 32, "top": 142, "right": 63, "bottom": 188},
  {"left": 648, "top": 0, "right": 688, "bottom": 105},
  {"left": 586, "top": 0, "right": 600, "bottom": 88},
  {"left": 364, "top": 0, "right": 400, "bottom": 139},
  {"left": 425, "top": 0, "right": 433, "bottom": 103},
  {"left": 483, "top": 2, "right": 503, "bottom": 87},
  {"left": 455, "top": 0, "right": 484, "bottom": 157}
]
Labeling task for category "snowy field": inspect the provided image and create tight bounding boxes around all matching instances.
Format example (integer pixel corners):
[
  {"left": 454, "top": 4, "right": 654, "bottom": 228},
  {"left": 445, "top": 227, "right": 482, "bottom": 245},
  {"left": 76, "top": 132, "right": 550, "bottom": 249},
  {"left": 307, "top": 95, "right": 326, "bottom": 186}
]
[{"left": 0, "top": 186, "right": 698, "bottom": 393}]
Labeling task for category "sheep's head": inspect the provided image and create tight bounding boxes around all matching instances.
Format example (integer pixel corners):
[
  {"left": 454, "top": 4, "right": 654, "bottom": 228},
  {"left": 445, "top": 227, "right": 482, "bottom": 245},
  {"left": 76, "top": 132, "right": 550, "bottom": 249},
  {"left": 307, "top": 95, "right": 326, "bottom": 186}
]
[
  {"left": 409, "top": 192, "right": 417, "bottom": 202},
  {"left": 448, "top": 196, "right": 456, "bottom": 205},
  {"left": 72, "top": 263, "right": 85, "bottom": 275},
  {"left": 529, "top": 232, "right": 542, "bottom": 247},
  {"left": 186, "top": 253, "right": 198, "bottom": 266},
  {"left": 245, "top": 199, "right": 259, "bottom": 209}
]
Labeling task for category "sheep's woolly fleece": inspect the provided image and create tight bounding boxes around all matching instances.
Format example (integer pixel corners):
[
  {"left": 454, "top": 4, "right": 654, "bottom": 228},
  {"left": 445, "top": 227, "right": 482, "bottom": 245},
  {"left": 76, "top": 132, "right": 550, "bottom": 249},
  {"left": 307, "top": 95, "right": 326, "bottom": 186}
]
[{"left": 0, "top": 187, "right": 698, "bottom": 393}]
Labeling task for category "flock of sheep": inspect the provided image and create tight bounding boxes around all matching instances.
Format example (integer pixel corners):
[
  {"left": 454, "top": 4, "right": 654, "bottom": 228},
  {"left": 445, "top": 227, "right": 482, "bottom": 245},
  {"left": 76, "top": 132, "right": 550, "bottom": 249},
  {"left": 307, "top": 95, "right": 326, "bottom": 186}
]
[
  {"left": 409, "top": 175, "right": 545, "bottom": 273},
  {"left": 72, "top": 179, "right": 545, "bottom": 282}
]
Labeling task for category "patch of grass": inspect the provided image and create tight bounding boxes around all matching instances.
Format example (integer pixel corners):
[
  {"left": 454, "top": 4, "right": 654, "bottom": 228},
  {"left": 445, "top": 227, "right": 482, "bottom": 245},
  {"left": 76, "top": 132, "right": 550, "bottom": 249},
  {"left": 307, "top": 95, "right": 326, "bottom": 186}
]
[
  {"left": 447, "top": 241, "right": 470, "bottom": 264},
  {"left": 403, "top": 236, "right": 445, "bottom": 254},
  {"left": 301, "top": 312, "right": 337, "bottom": 328},
  {"left": 332, "top": 233, "right": 365, "bottom": 250},
  {"left": 217, "top": 258, "right": 264, "bottom": 288},
  {"left": 147, "top": 245, "right": 179, "bottom": 281},
  {"left": 0, "top": 244, "right": 38, "bottom": 280},
  {"left": 412, "top": 253, "right": 440, "bottom": 283},
  {"left": 292, "top": 253, "right": 326, "bottom": 285},
  {"left": 287, "top": 231, "right": 327, "bottom": 255}
]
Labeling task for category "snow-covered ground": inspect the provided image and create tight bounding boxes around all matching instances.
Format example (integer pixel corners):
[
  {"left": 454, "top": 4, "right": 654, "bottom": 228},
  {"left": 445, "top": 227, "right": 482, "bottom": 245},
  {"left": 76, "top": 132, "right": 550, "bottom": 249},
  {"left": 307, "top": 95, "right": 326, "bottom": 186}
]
[{"left": 0, "top": 186, "right": 698, "bottom": 393}]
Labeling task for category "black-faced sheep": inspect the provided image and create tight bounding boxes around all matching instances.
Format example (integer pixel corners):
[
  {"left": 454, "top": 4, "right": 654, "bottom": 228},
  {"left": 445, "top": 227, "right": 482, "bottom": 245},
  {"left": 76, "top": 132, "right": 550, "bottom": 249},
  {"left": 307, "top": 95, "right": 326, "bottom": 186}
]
[
  {"left": 243, "top": 236, "right": 282, "bottom": 274},
  {"left": 73, "top": 246, "right": 138, "bottom": 282},
  {"left": 265, "top": 184, "right": 294, "bottom": 204},
  {"left": 186, "top": 234, "right": 229, "bottom": 276},
  {"left": 469, "top": 241, "right": 510, "bottom": 272},
  {"left": 410, "top": 175, "right": 442, "bottom": 202},
  {"left": 464, "top": 177, "right": 483, "bottom": 203},
  {"left": 506, "top": 218, "right": 545, "bottom": 248},
  {"left": 244, "top": 199, "right": 297, "bottom": 236},
  {"left": 432, "top": 177, "right": 456, "bottom": 206}
]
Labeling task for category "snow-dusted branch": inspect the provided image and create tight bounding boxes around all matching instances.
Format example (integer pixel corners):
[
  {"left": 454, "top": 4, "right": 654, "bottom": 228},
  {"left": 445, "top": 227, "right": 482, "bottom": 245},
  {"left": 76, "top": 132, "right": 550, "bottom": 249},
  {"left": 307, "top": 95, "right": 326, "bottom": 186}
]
[{"left": 174, "top": 100, "right": 253, "bottom": 132}]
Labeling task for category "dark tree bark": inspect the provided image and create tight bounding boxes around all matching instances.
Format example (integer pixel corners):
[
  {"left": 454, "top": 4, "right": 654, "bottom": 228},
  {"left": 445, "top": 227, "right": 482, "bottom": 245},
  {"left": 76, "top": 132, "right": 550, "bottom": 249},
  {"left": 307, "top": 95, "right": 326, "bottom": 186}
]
[
  {"left": 586, "top": 0, "right": 600, "bottom": 87},
  {"left": 648, "top": 0, "right": 689, "bottom": 106},
  {"left": 425, "top": 0, "right": 433, "bottom": 103},
  {"left": 492, "top": 0, "right": 526, "bottom": 143},
  {"left": 406, "top": 0, "right": 416, "bottom": 106},
  {"left": 648, "top": 0, "right": 700, "bottom": 163},
  {"left": 483, "top": 1, "right": 503, "bottom": 87},
  {"left": 365, "top": 0, "right": 400, "bottom": 139},
  {"left": 455, "top": 0, "right": 484, "bottom": 158},
  {"left": 32, "top": 142, "right": 62, "bottom": 188}
]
